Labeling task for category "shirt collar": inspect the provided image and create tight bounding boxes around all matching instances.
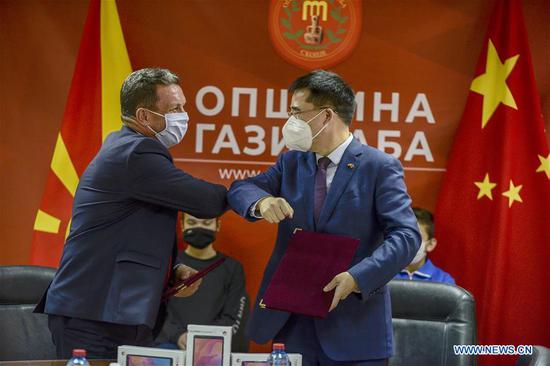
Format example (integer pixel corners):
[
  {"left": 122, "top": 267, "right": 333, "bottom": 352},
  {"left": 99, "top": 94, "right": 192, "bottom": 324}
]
[
  {"left": 316, "top": 134, "right": 353, "bottom": 166},
  {"left": 400, "top": 259, "right": 435, "bottom": 279}
]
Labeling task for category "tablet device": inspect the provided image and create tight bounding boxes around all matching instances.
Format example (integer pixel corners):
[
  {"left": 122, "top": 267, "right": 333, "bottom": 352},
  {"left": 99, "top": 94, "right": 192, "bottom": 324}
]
[
  {"left": 118, "top": 345, "right": 185, "bottom": 366},
  {"left": 186, "top": 325, "right": 232, "bottom": 366}
]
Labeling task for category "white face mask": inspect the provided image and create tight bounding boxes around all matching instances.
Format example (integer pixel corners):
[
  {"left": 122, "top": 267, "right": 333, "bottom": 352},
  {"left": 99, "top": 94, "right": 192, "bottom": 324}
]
[
  {"left": 282, "top": 109, "right": 329, "bottom": 151},
  {"left": 410, "top": 240, "right": 428, "bottom": 265},
  {"left": 146, "top": 110, "right": 189, "bottom": 148}
]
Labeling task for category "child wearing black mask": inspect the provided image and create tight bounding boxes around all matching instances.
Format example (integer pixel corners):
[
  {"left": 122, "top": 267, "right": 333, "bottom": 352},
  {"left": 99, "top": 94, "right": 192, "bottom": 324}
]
[{"left": 155, "top": 214, "right": 250, "bottom": 352}]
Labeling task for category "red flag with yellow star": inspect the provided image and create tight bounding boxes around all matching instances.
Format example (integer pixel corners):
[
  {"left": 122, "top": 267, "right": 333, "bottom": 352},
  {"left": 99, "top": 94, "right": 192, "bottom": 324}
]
[
  {"left": 30, "top": 0, "right": 131, "bottom": 267},
  {"left": 434, "top": 0, "right": 550, "bottom": 363}
]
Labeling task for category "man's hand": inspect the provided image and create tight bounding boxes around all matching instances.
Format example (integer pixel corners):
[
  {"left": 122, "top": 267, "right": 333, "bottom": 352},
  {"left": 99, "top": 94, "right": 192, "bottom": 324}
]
[
  {"left": 174, "top": 264, "right": 202, "bottom": 297},
  {"left": 177, "top": 332, "right": 188, "bottom": 350},
  {"left": 323, "top": 272, "right": 359, "bottom": 312},
  {"left": 258, "top": 196, "right": 294, "bottom": 223}
]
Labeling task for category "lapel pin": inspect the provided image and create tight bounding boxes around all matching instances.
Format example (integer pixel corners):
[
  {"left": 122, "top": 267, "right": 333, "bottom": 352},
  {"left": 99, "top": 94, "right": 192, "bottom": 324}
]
[{"left": 347, "top": 163, "right": 355, "bottom": 169}]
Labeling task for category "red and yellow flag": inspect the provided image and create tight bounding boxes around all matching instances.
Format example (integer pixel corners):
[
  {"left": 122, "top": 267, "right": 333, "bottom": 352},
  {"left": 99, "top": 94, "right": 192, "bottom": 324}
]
[
  {"left": 30, "top": 0, "right": 131, "bottom": 267},
  {"left": 435, "top": 0, "right": 550, "bottom": 364}
]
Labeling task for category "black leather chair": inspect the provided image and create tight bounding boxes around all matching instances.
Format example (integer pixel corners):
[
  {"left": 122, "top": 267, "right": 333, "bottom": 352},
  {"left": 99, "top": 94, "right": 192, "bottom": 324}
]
[
  {"left": 0, "top": 265, "right": 56, "bottom": 361},
  {"left": 516, "top": 345, "right": 550, "bottom": 366},
  {"left": 388, "top": 280, "right": 476, "bottom": 366}
]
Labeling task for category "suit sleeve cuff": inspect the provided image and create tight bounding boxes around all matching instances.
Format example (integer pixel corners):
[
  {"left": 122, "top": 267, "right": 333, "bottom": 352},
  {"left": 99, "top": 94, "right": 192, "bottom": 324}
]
[
  {"left": 348, "top": 266, "right": 384, "bottom": 302},
  {"left": 249, "top": 199, "right": 263, "bottom": 219}
]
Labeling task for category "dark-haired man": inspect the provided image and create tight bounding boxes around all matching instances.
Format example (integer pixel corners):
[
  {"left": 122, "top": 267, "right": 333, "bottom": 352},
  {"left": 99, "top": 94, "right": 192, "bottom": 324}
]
[
  {"left": 228, "top": 70, "right": 420, "bottom": 366},
  {"left": 36, "top": 68, "right": 228, "bottom": 359},
  {"left": 395, "top": 208, "right": 455, "bottom": 284}
]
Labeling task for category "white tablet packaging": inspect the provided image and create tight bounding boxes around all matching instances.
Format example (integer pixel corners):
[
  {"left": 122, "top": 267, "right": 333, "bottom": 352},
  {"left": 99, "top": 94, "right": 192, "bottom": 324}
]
[
  {"left": 117, "top": 345, "right": 186, "bottom": 366},
  {"left": 186, "top": 324, "right": 232, "bottom": 366}
]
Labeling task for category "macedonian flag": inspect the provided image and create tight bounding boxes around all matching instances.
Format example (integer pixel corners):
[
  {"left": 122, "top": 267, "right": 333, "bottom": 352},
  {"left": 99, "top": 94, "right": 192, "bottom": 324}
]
[
  {"left": 434, "top": 0, "right": 550, "bottom": 364},
  {"left": 30, "top": 0, "right": 131, "bottom": 266}
]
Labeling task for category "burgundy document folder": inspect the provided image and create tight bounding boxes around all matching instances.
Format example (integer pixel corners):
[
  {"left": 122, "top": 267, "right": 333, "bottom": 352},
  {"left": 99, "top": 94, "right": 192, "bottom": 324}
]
[
  {"left": 162, "top": 257, "right": 225, "bottom": 301},
  {"left": 262, "top": 230, "right": 360, "bottom": 318}
]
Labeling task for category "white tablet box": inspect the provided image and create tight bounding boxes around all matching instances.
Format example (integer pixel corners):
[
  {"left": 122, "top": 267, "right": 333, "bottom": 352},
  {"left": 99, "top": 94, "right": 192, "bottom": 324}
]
[
  {"left": 231, "top": 352, "right": 302, "bottom": 366},
  {"left": 186, "top": 324, "right": 232, "bottom": 366},
  {"left": 117, "top": 345, "right": 186, "bottom": 366}
]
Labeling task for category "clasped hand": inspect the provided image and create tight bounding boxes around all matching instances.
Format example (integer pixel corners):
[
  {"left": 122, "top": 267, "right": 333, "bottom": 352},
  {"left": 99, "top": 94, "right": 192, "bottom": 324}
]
[
  {"left": 258, "top": 196, "right": 294, "bottom": 223},
  {"left": 174, "top": 264, "right": 202, "bottom": 297}
]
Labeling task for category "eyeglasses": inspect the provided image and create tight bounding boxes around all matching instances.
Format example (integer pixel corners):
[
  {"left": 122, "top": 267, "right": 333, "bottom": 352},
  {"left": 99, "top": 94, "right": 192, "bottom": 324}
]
[{"left": 287, "top": 106, "right": 332, "bottom": 118}]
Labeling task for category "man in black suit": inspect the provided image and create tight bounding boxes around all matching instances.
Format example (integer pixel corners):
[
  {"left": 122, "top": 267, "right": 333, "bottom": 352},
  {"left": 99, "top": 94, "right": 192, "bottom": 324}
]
[{"left": 36, "top": 68, "right": 227, "bottom": 359}]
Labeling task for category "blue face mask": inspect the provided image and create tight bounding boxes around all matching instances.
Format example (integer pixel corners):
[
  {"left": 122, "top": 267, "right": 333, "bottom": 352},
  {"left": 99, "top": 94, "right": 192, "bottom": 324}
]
[{"left": 146, "top": 110, "right": 189, "bottom": 148}]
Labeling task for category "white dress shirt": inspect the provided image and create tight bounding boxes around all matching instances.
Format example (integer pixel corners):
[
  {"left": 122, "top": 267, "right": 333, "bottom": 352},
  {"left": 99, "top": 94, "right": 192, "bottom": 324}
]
[{"left": 315, "top": 133, "right": 354, "bottom": 192}]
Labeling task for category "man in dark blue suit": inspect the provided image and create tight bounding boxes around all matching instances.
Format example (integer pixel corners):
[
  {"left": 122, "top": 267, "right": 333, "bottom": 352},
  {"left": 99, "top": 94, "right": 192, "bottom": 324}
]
[
  {"left": 228, "top": 70, "right": 420, "bottom": 365},
  {"left": 36, "top": 68, "right": 227, "bottom": 359}
]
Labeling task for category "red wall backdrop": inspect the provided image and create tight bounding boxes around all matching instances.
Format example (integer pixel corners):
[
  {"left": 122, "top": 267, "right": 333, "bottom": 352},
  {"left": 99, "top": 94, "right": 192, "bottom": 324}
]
[{"left": 1, "top": 0, "right": 549, "bottom": 351}]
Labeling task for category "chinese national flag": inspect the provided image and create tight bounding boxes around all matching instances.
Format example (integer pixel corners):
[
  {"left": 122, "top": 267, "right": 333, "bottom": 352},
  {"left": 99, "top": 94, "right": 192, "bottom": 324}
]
[
  {"left": 434, "top": 0, "right": 550, "bottom": 364},
  {"left": 30, "top": 0, "right": 131, "bottom": 267}
]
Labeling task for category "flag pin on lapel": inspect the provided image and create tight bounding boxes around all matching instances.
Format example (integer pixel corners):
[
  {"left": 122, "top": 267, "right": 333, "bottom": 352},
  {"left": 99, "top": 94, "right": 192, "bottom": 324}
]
[{"left": 347, "top": 163, "right": 355, "bottom": 169}]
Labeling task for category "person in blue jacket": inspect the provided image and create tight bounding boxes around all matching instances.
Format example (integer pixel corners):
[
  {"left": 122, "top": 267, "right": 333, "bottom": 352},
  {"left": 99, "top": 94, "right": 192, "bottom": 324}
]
[
  {"left": 35, "top": 68, "right": 227, "bottom": 359},
  {"left": 394, "top": 208, "right": 455, "bottom": 284},
  {"left": 228, "top": 70, "right": 420, "bottom": 366}
]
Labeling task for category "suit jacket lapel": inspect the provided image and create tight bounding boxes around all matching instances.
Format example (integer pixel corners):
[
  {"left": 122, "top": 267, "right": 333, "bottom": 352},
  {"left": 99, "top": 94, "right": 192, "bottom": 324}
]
[{"left": 317, "top": 139, "right": 362, "bottom": 231}]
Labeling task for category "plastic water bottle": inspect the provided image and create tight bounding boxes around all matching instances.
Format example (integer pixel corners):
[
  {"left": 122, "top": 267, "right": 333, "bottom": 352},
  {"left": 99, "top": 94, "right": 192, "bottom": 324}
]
[
  {"left": 267, "top": 343, "right": 290, "bottom": 366},
  {"left": 66, "top": 349, "right": 90, "bottom": 366}
]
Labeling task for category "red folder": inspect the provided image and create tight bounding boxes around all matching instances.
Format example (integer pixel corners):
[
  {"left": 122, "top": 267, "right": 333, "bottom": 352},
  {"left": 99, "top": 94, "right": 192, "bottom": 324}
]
[
  {"left": 162, "top": 257, "right": 225, "bottom": 301},
  {"left": 262, "top": 230, "right": 360, "bottom": 318}
]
